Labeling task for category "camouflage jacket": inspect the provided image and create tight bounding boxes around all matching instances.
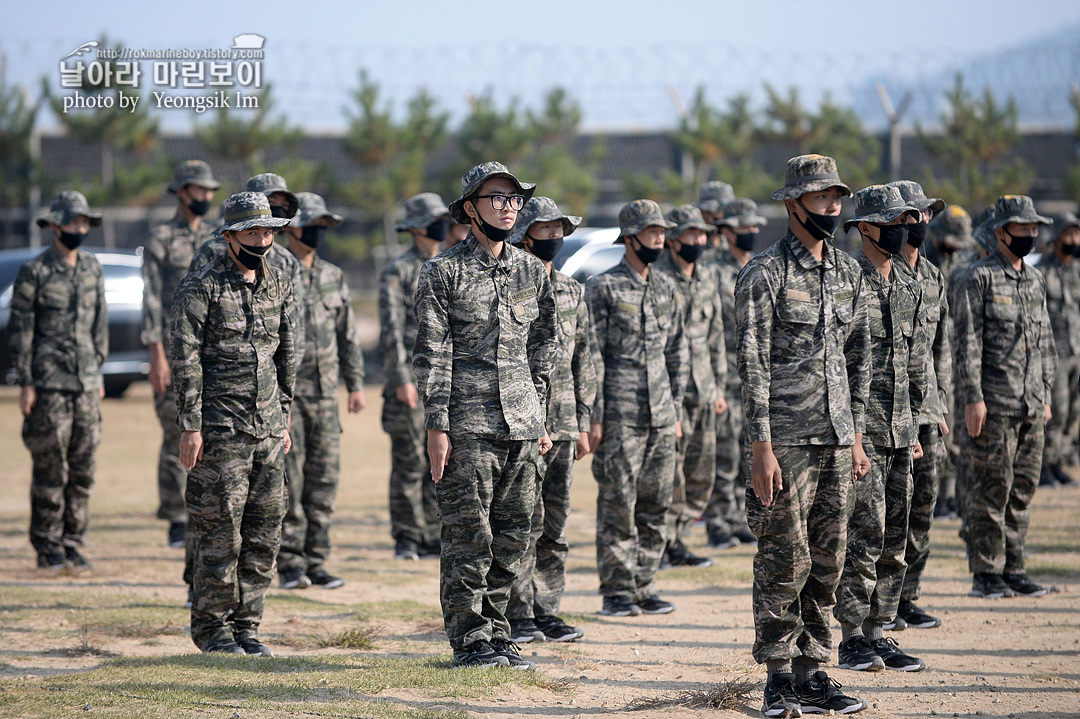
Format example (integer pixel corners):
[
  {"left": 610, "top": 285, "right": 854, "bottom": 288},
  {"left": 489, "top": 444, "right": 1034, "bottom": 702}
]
[
  {"left": 708, "top": 250, "right": 743, "bottom": 396},
  {"left": 1035, "top": 251, "right": 1080, "bottom": 358},
  {"left": 585, "top": 257, "right": 689, "bottom": 429},
  {"left": 378, "top": 243, "right": 426, "bottom": 394},
  {"left": 141, "top": 214, "right": 212, "bottom": 347},
  {"left": 170, "top": 252, "right": 296, "bottom": 438},
  {"left": 7, "top": 245, "right": 108, "bottom": 392},
  {"left": 857, "top": 251, "right": 928, "bottom": 449},
  {"left": 294, "top": 254, "right": 365, "bottom": 399},
  {"left": 932, "top": 248, "right": 969, "bottom": 294},
  {"left": 189, "top": 237, "right": 306, "bottom": 370},
  {"left": 953, "top": 250, "right": 1056, "bottom": 418},
  {"left": 545, "top": 269, "right": 597, "bottom": 441},
  {"left": 655, "top": 250, "right": 726, "bottom": 407},
  {"left": 735, "top": 232, "right": 870, "bottom": 446},
  {"left": 412, "top": 234, "right": 557, "bottom": 440},
  {"left": 898, "top": 253, "right": 952, "bottom": 427}
]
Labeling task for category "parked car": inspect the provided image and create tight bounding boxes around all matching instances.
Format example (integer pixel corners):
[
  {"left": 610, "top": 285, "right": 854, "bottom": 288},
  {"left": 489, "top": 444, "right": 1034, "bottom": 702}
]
[
  {"left": 0, "top": 246, "right": 149, "bottom": 397},
  {"left": 553, "top": 227, "right": 623, "bottom": 283}
]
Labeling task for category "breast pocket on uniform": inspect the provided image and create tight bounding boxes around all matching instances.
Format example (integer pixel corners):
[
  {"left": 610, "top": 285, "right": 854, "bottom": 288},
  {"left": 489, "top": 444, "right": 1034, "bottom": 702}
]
[
  {"left": 511, "top": 299, "right": 539, "bottom": 325},
  {"left": 215, "top": 309, "right": 249, "bottom": 357},
  {"left": 775, "top": 293, "right": 818, "bottom": 325},
  {"left": 986, "top": 297, "right": 1018, "bottom": 323}
]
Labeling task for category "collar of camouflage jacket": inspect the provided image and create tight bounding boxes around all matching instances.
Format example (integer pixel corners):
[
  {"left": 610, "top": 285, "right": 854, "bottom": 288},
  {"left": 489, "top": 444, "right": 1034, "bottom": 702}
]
[{"left": 786, "top": 230, "right": 835, "bottom": 271}]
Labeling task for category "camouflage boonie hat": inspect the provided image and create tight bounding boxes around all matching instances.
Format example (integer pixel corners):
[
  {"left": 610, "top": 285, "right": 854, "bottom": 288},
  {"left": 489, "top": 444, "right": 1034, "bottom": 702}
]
[
  {"left": 843, "top": 185, "right": 921, "bottom": 232},
  {"left": 36, "top": 190, "right": 102, "bottom": 228},
  {"left": 509, "top": 196, "right": 581, "bottom": 245},
  {"left": 716, "top": 198, "right": 768, "bottom": 229},
  {"left": 394, "top": 193, "right": 450, "bottom": 232},
  {"left": 168, "top": 159, "right": 221, "bottom": 193},
  {"left": 973, "top": 207, "right": 999, "bottom": 253},
  {"left": 991, "top": 195, "right": 1051, "bottom": 229},
  {"left": 771, "top": 154, "right": 852, "bottom": 201},
  {"left": 245, "top": 173, "right": 299, "bottom": 219},
  {"left": 695, "top": 181, "right": 735, "bottom": 214},
  {"left": 929, "top": 204, "right": 975, "bottom": 250},
  {"left": 616, "top": 199, "right": 675, "bottom": 244},
  {"left": 292, "top": 192, "right": 343, "bottom": 229},
  {"left": 888, "top": 180, "right": 945, "bottom": 218},
  {"left": 1051, "top": 211, "right": 1080, "bottom": 239},
  {"left": 211, "top": 192, "right": 292, "bottom": 237},
  {"left": 447, "top": 161, "right": 536, "bottom": 224},
  {"left": 664, "top": 204, "right": 715, "bottom": 241}
]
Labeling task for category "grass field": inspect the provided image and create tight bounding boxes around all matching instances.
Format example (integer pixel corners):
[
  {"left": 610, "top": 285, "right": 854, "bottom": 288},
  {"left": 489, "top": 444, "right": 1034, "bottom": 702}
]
[{"left": 0, "top": 384, "right": 1078, "bottom": 719}]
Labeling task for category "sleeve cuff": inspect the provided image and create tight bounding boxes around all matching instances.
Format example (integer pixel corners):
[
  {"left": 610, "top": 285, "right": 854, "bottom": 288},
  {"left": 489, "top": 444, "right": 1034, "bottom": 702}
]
[
  {"left": 748, "top": 420, "right": 771, "bottom": 443},
  {"left": 425, "top": 409, "right": 450, "bottom": 432},
  {"left": 179, "top": 414, "right": 202, "bottom": 432}
]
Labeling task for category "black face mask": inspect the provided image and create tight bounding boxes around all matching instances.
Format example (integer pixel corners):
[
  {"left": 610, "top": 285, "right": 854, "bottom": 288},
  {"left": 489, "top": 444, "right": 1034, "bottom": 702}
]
[
  {"left": 231, "top": 237, "right": 271, "bottom": 270},
  {"left": 270, "top": 205, "right": 291, "bottom": 220},
  {"left": 869, "top": 224, "right": 908, "bottom": 256},
  {"left": 187, "top": 198, "right": 212, "bottom": 217},
  {"left": 426, "top": 218, "right": 451, "bottom": 243},
  {"left": 526, "top": 234, "right": 564, "bottom": 263},
  {"left": 906, "top": 222, "right": 929, "bottom": 248},
  {"left": 58, "top": 230, "right": 86, "bottom": 250},
  {"left": 676, "top": 242, "right": 706, "bottom": 264},
  {"left": 629, "top": 236, "right": 662, "bottom": 265},
  {"left": 299, "top": 226, "right": 325, "bottom": 248},
  {"left": 1003, "top": 230, "right": 1035, "bottom": 258},
  {"left": 939, "top": 243, "right": 958, "bottom": 255},
  {"left": 796, "top": 198, "right": 841, "bottom": 241},
  {"left": 733, "top": 232, "right": 756, "bottom": 252},
  {"left": 474, "top": 215, "right": 512, "bottom": 243},
  {"left": 1067, "top": 244, "right": 1080, "bottom": 258}
]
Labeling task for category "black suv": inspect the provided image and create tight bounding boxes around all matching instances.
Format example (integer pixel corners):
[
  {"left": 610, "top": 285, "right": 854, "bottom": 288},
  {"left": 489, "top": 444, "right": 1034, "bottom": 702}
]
[{"left": 0, "top": 246, "right": 149, "bottom": 397}]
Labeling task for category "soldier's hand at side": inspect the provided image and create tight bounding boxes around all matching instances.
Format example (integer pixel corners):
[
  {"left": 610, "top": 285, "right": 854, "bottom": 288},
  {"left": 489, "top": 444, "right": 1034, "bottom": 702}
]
[
  {"left": 148, "top": 342, "right": 171, "bottom": 394},
  {"left": 180, "top": 430, "right": 204, "bottom": 471},
  {"left": 675, "top": 421, "right": 683, "bottom": 440},
  {"left": 576, "top": 431, "right": 590, "bottom": 459},
  {"left": 428, "top": 430, "right": 451, "bottom": 483},
  {"left": 714, "top": 396, "right": 728, "bottom": 416},
  {"left": 348, "top": 390, "right": 366, "bottom": 413},
  {"left": 940, "top": 420, "right": 949, "bottom": 437},
  {"left": 283, "top": 431, "right": 292, "bottom": 455},
  {"left": 396, "top": 383, "right": 419, "bottom": 410},
  {"left": 1045, "top": 403, "right": 1052, "bottom": 426},
  {"left": 912, "top": 440, "right": 924, "bottom": 461},
  {"left": 589, "top": 422, "right": 604, "bottom": 450},
  {"left": 99, "top": 387, "right": 105, "bottom": 399},
  {"left": 852, "top": 434, "right": 871, "bottom": 479},
  {"left": 751, "top": 440, "right": 783, "bottom": 507},
  {"left": 19, "top": 386, "right": 36, "bottom": 416},
  {"left": 539, "top": 433, "right": 553, "bottom": 456},
  {"left": 965, "top": 402, "right": 987, "bottom": 438}
]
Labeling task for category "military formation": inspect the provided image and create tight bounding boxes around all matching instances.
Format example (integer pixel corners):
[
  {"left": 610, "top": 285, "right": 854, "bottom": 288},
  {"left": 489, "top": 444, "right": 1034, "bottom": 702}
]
[{"left": 7, "top": 150, "right": 1074, "bottom": 715}]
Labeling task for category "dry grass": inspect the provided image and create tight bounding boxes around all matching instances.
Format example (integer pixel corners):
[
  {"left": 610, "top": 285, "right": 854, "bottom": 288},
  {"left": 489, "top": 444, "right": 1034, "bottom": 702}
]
[{"left": 625, "top": 678, "right": 758, "bottom": 711}]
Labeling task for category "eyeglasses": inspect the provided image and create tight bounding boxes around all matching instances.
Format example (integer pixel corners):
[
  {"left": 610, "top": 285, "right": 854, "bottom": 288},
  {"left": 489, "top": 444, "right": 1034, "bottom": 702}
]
[{"left": 473, "top": 194, "right": 525, "bottom": 211}]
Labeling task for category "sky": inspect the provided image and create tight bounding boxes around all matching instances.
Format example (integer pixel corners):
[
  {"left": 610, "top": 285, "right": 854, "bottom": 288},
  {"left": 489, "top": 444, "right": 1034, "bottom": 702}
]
[{"left": 3, "top": 0, "right": 1079, "bottom": 132}]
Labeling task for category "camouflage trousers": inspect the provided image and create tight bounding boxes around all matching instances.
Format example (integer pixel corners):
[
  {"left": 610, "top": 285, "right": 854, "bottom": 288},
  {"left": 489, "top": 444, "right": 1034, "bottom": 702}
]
[
  {"left": 382, "top": 395, "right": 439, "bottom": 545},
  {"left": 1044, "top": 354, "right": 1080, "bottom": 467},
  {"left": 186, "top": 428, "right": 287, "bottom": 651},
  {"left": 279, "top": 393, "right": 341, "bottom": 575},
  {"left": 835, "top": 443, "right": 913, "bottom": 628},
  {"left": 507, "top": 440, "right": 575, "bottom": 620},
  {"left": 23, "top": 389, "right": 101, "bottom": 555},
  {"left": 747, "top": 443, "right": 853, "bottom": 664},
  {"left": 667, "top": 401, "right": 716, "bottom": 540},
  {"left": 154, "top": 381, "right": 187, "bottom": 523},
  {"left": 964, "top": 413, "right": 1042, "bottom": 575},
  {"left": 438, "top": 436, "right": 538, "bottom": 650},
  {"left": 593, "top": 423, "right": 676, "bottom": 603},
  {"left": 902, "top": 426, "right": 944, "bottom": 602},
  {"left": 705, "top": 393, "right": 750, "bottom": 537}
]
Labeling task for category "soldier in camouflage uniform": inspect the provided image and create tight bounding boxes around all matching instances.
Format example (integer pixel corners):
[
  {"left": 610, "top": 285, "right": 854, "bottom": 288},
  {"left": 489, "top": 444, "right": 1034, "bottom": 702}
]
[
  {"left": 506, "top": 197, "right": 596, "bottom": 644},
  {"left": 928, "top": 206, "right": 977, "bottom": 519},
  {"left": 889, "top": 181, "right": 953, "bottom": 632},
  {"left": 833, "top": 185, "right": 928, "bottom": 674},
  {"left": 704, "top": 198, "right": 767, "bottom": 549},
  {"left": 1035, "top": 212, "right": 1080, "bottom": 487},
  {"left": 654, "top": 205, "right": 726, "bottom": 569},
  {"left": 695, "top": 180, "right": 735, "bottom": 267},
  {"left": 9, "top": 192, "right": 107, "bottom": 572},
  {"left": 586, "top": 199, "right": 689, "bottom": 618},
  {"left": 736, "top": 155, "right": 869, "bottom": 717},
  {"left": 380, "top": 193, "right": 450, "bottom": 561},
  {"left": 278, "top": 193, "right": 366, "bottom": 590},
  {"left": 142, "top": 160, "right": 221, "bottom": 550},
  {"left": 954, "top": 195, "right": 1055, "bottom": 600},
  {"left": 413, "top": 162, "right": 557, "bottom": 670},
  {"left": 172, "top": 192, "right": 296, "bottom": 656}
]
